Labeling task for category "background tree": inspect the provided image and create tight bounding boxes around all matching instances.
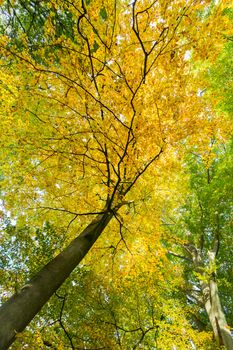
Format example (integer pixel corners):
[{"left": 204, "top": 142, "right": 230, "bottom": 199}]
[
  {"left": 1, "top": 217, "right": 216, "bottom": 350},
  {"left": 159, "top": 20, "right": 233, "bottom": 348},
  {"left": 164, "top": 139, "right": 233, "bottom": 349}
]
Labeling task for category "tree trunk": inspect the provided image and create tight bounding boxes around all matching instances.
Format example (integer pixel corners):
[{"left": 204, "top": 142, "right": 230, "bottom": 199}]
[
  {"left": 201, "top": 278, "right": 233, "bottom": 350},
  {"left": 0, "top": 210, "right": 114, "bottom": 350},
  {"left": 186, "top": 246, "right": 233, "bottom": 350}
]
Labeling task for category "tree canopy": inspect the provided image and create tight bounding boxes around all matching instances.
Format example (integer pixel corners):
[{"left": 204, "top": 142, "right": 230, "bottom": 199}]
[{"left": 0, "top": 0, "right": 232, "bottom": 349}]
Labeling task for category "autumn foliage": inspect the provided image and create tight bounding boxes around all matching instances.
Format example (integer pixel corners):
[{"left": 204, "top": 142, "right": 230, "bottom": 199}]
[{"left": 0, "top": 0, "right": 232, "bottom": 349}]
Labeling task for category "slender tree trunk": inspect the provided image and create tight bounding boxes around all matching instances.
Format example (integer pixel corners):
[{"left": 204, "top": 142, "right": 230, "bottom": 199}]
[
  {"left": 185, "top": 246, "right": 233, "bottom": 350},
  {"left": 201, "top": 278, "right": 233, "bottom": 350},
  {"left": 0, "top": 210, "right": 114, "bottom": 350}
]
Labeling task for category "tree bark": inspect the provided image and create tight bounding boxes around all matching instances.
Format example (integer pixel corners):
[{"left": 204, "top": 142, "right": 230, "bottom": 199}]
[
  {"left": 201, "top": 278, "right": 233, "bottom": 350},
  {"left": 0, "top": 210, "right": 114, "bottom": 350},
  {"left": 184, "top": 245, "right": 233, "bottom": 350}
]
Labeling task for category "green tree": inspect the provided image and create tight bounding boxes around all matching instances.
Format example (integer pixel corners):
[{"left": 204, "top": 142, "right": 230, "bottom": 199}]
[{"left": 165, "top": 140, "right": 233, "bottom": 349}]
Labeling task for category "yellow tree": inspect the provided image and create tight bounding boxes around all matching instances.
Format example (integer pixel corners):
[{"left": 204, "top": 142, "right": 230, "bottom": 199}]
[{"left": 0, "top": 0, "right": 230, "bottom": 348}]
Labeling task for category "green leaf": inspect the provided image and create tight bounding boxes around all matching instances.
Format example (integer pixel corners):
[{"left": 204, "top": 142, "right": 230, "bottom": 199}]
[
  {"left": 91, "top": 40, "right": 99, "bottom": 53},
  {"left": 100, "top": 7, "right": 107, "bottom": 21},
  {"left": 222, "top": 7, "right": 233, "bottom": 19}
]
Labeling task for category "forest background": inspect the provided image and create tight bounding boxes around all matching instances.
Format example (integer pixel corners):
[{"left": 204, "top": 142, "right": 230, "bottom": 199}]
[{"left": 0, "top": 0, "right": 232, "bottom": 349}]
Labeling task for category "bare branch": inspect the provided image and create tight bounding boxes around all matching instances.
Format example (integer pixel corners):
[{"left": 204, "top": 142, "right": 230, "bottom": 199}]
[{"left": 167, "top": 250, "right": 192, "bottom": 262}]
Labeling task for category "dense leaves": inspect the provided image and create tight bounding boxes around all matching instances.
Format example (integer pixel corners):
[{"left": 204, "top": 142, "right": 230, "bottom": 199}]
[{"left": 0, "top": 0, "right": 232, "bottom": 349}]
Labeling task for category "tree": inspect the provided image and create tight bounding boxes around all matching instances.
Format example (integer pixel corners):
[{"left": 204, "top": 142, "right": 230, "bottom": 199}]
[
  {"left": 164, "top": 140, "right": 233, "bottom": 349},
  {"left": 0, "top": 0, "right": 231, "bottom": 348},
  {"left": 162, "top": 25, "right": 233, "bottom": 349},
  {"left": 1, "top": 218, "right": 216, "bottom": 349}
]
